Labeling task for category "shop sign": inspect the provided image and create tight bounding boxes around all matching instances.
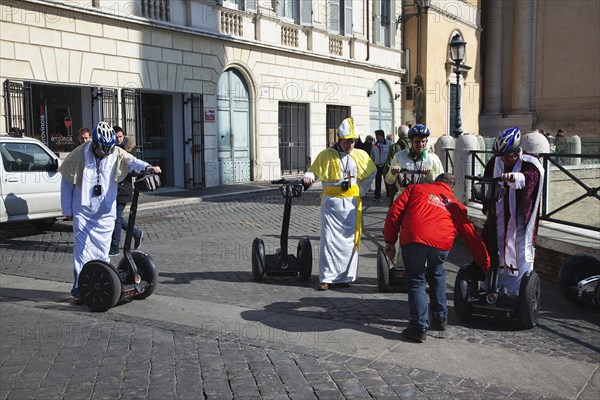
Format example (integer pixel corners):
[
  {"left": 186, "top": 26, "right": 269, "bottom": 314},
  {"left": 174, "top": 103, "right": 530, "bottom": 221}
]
[{"left": 204, "top": 109, "right": 216, "bottom": 122}]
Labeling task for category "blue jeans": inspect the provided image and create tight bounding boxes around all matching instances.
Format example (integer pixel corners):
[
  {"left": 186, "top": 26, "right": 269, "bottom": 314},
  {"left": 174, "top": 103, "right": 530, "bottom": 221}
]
[
  {"left": 401, "top": 242, "right": 449, "bottom": 329},
  {"left": 110, "top": 203, "right": 142, "bottom": 254}
]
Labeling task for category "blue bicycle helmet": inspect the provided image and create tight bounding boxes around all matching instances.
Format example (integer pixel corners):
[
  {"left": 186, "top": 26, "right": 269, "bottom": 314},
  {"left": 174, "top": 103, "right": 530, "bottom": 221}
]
[
  {"left": 92, "top": 121, "right": 116, "bottom": 155},
  {"left": 492, "top": 127, "right": 521, "bottom": 156},
  {"left": 408, "top": 124, "right": 431, "bottom": 138}
]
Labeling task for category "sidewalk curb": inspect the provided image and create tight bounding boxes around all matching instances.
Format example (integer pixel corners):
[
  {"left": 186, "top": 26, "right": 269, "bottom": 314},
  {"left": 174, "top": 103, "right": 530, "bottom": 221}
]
[{"left": 137, "top": 186, "right": 277, "bottom": 211}]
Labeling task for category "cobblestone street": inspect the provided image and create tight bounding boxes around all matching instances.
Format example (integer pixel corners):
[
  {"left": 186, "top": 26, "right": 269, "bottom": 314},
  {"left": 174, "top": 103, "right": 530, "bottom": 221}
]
[{"left": 1, "top": 188, "right": 599, "bottom": 399}]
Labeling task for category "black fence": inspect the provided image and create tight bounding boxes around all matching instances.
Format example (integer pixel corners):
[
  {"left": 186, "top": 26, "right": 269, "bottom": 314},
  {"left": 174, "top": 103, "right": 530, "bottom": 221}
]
[{"left": 461, "top": 150, "right": 600, "bottom": 232}]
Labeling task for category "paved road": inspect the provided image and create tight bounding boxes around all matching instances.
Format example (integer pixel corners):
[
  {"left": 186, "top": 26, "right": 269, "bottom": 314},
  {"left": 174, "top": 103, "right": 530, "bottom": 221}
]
[{"left": 1, "top": 188, "right": 599, "bottom": 399}]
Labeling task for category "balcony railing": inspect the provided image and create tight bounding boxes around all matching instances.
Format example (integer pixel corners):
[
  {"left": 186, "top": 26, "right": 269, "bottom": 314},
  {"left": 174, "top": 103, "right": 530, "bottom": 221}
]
[
  {"left": 329, "top": 37, "right": 343, "bottom": 56},
  {"left": 281, "top": 26, "right": 299, "bottom": 47},
  {"left": 142, "top": 0, "right": 170, "bottom": 21},
  {"left": 221, "top": 10, "right": 244, "bottom": 36}
]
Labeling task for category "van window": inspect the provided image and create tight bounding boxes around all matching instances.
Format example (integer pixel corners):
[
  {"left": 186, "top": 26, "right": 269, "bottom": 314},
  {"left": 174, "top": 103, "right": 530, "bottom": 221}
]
[{"left": 1, "top": 142, "right": 53, "bottom": 172}]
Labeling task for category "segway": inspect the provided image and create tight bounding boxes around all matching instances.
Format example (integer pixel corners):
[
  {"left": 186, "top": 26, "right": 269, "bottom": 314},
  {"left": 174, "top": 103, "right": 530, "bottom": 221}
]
[
  {"left": 376, "top": 245, "right": 406, "bottom": 292},
  {"left": 453, "top": 175, "right": 541, "bottom": 329},
  {"left": 376, "top": 169, "right": 426, "bottom": 292},
  {"left": 252, "top": 179, "right": 312, "bottom": 282},
  {"left": 558, "top": 255, "right": 600, "bottom": 308},
  {"left": 78, "top": 173, "right": 161, "bottom": 312}
]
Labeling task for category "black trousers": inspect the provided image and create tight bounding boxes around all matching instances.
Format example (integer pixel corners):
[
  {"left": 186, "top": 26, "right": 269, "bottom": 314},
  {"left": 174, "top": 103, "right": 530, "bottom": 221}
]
[{"left": 374, "top": 165, "right": 386, "bottom": 198}]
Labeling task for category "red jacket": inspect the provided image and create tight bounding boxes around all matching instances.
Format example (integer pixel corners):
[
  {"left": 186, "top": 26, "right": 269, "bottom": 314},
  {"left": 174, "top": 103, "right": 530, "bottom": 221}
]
[{"left": 383, "top": 182, "right": 490, "bottom": 270}]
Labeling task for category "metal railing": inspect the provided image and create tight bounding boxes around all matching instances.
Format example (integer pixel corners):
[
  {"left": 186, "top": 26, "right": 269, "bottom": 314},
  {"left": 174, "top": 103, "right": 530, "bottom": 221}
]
[{"left": 466, "top": 150, "right": 600, "bottom": 232}]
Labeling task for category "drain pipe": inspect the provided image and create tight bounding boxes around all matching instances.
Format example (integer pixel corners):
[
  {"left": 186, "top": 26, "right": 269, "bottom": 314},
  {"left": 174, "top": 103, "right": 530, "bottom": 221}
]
[{"left": 366, "top": 0, "right": 370, "bottom": 61}]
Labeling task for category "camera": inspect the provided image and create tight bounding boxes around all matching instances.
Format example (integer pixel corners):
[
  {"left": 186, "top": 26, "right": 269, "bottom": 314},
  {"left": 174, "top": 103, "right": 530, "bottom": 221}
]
[
  {"left": 341, "top": 180, "right": 351, "bottom": 191},
  {"left": 93, "top": 184, "right": 102, "bottom": 196},
  {"left": 401, "top": 175, "right": 410, "bottom": 187}
]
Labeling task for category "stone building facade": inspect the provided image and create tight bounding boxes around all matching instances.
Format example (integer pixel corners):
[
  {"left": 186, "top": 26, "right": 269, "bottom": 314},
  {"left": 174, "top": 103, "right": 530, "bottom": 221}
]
[
  {"left": 401, "top": 0, "right": 482, "bottom": 138},
  {"left": 0, "top": 0, "right": 407, "bottom": 188},
  {"left": 479, "top": 0, "right": 600, "bottom": 138}
]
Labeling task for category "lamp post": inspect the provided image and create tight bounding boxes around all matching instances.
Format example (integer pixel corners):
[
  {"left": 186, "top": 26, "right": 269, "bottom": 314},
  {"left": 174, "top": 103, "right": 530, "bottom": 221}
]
[{"left": 449, "top": 34, "right": 466, "bottom": 137}]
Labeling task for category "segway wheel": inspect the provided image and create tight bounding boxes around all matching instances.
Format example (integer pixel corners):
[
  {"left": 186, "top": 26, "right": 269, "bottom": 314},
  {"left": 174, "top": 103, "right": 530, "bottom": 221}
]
[
  {"left": 297, "top": 237, "right": 312, "bottom": 281},
  {"left": 377, "top": 246, "right": 389, "bottom": 293},
  {"left": 517, "top": 271, "right": 541, "bottom": 329},
  {"left": 79, "top": 261, "right": 122, "bottom": 312},
  {"left": 453, "top": 266, "right": 473, "bottom": 321},
  {"left": 117, "top": 251, "right": 158, "bottom": 300},
  {"left": 252, "top": 238, "right": 266, "bottom": 282},
  {"left": 558, "top": 255, "right": 600, "bottom": 305}
]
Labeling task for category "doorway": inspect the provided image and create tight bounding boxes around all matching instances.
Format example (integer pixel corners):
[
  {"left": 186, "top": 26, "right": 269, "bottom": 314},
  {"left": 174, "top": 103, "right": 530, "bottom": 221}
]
[
  {"left": 217, "top": 69, "right": 251, "bottom": 184},
  {"left": 369, "top": 80, "right": 393, "bottom": 137},
  {"left": 278, "top": 102, "right": 310, "bottom": 175}
]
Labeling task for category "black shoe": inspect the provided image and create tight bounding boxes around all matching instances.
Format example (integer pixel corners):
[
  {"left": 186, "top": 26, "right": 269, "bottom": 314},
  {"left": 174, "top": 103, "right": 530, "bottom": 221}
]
[
  {"left": 429, "top": 320, "right": 448, "bottom": 331},
  {"left": 134, "top": 231, "right": 144, "bottom": 250},
  {"left": 402, "top": 327, "right": 427, "bottom": 343},
  {"left": 109, "top": 251, "right": 119, "bottom": 256}
]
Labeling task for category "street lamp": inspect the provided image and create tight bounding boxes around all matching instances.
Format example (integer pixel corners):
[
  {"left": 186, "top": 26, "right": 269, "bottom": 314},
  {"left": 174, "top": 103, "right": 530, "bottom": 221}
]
[{"left": 449, "top": 34, "right": 466, "bottom": 137}]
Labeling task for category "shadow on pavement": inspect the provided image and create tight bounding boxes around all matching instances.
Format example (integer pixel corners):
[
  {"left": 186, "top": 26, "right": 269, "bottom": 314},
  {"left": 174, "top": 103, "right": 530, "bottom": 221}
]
[
  {"left": 0, "top": 287, "right": 70, "bottom": 303},
  {"left": 240, "top": 296, "right": 406, "bottom": 341}
]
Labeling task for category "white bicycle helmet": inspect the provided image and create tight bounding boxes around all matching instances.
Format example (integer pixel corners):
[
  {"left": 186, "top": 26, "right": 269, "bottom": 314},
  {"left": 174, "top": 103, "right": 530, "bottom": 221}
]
[
  {"left": 492, "top": 127, "right": 521, "bottom": 156},
  {"left": 92, "top": 121, "right": 116, "bottom": 155}
]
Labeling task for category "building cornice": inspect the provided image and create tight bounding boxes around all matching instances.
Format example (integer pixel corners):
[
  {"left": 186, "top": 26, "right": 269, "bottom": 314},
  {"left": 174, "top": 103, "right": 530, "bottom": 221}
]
[{"left": 10, "top": 0, "right": 405, "bottom": 76}]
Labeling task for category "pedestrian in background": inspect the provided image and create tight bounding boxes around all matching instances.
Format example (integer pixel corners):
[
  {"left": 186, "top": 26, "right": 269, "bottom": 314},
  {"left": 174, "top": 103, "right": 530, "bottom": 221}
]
[
  {"left": 77, "top": 127, "right": 91, "bottom": 144},
  {"left": 109, "top": 126, "right": 144, "bottom": 256},
  {"left": 555, "top": 129, "right": 567, "bottom": 153},
  {"left": 383, "top": 125, "right": 411, "bottom": 202},
  {"left": 303, "top": 118, "right": 376, "bottom": 291},
  {"left": 370, "top": 129, "right": 393, "bottom": 200},
  {"left": 383, "top": 173, "right": 490, "bottom": 342}
]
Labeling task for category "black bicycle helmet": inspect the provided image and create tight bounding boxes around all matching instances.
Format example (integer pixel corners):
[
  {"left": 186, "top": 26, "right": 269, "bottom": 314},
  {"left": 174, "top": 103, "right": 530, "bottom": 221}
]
[
  {"left": 492, "top": 127, "right": 521, "bottom": 156},
  {"left": 92, "top": 121, "right": 116, "bottom": 155},
  {"left": 408, "top": 124, "right": 430, "bottom": 138}
]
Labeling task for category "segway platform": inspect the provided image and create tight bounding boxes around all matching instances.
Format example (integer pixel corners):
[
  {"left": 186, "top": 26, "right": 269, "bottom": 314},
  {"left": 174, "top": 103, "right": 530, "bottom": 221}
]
[
  {"left": 79, "top": 173, "right": 160, "bottom": 312},
  {"left": 558, "top": 254, "right": 600, "bottom": 308},
  {"left": 453, "top": 175, "right": 541, "bottom": 329},
  {"left": 376, "top": 245, "right": 407, "bottom": 292},
  {"left": 252, "top": 179, "right": 312, "bottom": 282}
]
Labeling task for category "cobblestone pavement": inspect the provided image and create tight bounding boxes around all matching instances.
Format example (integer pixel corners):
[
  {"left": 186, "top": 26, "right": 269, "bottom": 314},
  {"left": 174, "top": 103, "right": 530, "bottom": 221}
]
[{"left": 1, "top": 188, "right": 599, "bottom": 399}]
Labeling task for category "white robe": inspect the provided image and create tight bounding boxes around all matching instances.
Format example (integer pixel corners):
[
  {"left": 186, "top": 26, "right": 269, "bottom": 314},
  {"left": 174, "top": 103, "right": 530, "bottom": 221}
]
[
  {"left": 61, "top": 144, "right": 149, "bottom": 295},
  {"left": 306, "top": 153, "right": 375, "bottom": 284},
  {"left": 493, "top": 155, "right": 544, "bottom": 295}
]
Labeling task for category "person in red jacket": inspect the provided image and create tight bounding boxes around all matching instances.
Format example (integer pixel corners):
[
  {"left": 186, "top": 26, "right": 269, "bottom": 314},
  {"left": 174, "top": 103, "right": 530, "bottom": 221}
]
[{"left": 383, "top": 173, "right": 490, "bottom": 342}]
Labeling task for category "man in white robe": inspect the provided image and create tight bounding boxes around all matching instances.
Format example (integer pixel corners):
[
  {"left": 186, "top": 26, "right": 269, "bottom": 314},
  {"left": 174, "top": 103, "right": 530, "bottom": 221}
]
[
  {"left": 303, "top": 118, "right": 376, "bottom": 290},
  {"left": 59, "top": 122, "right": 161, "bottom": 304}
]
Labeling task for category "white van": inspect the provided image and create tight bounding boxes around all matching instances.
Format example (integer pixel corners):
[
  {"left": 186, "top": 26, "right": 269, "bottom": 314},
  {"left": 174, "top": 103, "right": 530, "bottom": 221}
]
[{"left": 0, "top": 133, "right": 62, "bottom": 229}]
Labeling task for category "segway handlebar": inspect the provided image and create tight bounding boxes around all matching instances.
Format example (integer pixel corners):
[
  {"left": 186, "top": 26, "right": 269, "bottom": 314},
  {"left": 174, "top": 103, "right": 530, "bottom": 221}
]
[
  {"left": 271, "top": 178, "right": 310, "bottom": 191},
  {"left": 464, "top": 175, "right": 503, "bottom": 184},
  {"left": 270, "top": 178, "right": 309, "bottom": 198},
  {"left": 396, "top": 168, "right": 427, "bottom": 187},
  {"left": 134, "top": 173, "right": 161, "bottom": 192}
]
